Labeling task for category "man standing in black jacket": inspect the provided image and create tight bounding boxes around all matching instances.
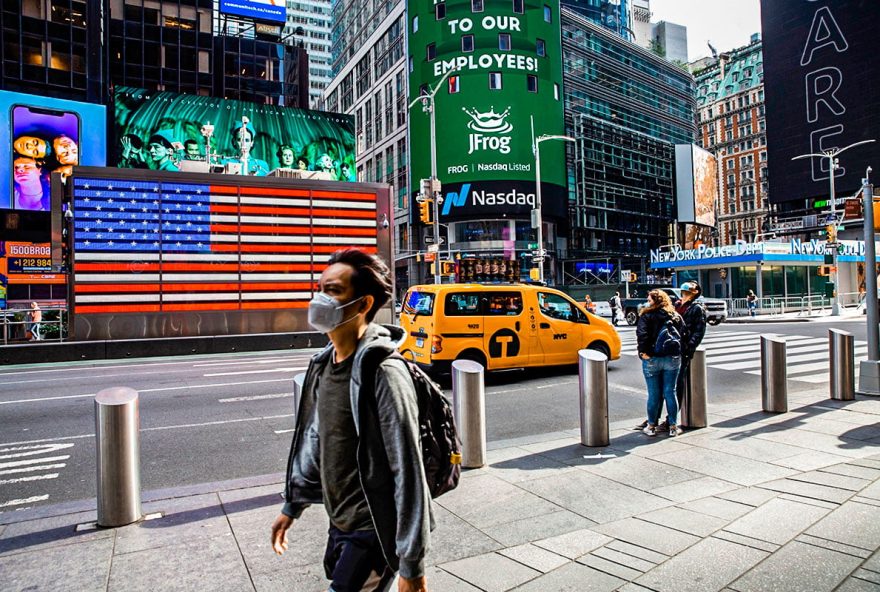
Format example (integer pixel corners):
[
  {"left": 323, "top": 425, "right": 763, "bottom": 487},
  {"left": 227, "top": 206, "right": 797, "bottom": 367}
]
[{"left": 675, "top": 281, "right": 707, "bottom": 419}]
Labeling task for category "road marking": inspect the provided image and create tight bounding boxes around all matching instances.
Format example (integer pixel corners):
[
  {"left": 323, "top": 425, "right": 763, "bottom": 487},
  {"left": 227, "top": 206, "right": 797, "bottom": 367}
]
[
  {"left": 0, "top": 473, "right": 59, "bottom": 485},
  {"left": 0, "top": 350, "right": 320, "bottom": 377},
  {"left": 0, "top": 377, "right": 293, "bottom": 405},
  {"left": 218, "top": 393, "right": 290, "bottom": 403},
  {"left": 193, "top": 357, "right": 307, "bottom": 368},
  {"left": 141, "top": 413, "right": 294, "bottom": 433},
  {"left": 203, "top": 366, "right": 307, "bottom": 377},
  {"left": 0, "top": 495, "right": 49, "bottom": 508},
  {"left": 0, "top": 463, "right": 67, "bottom": 476},
  {"left": 274, "top": 429, "right": 295, "bottom": 434},
  {"left": 0, "top": 443, "right": 74, "bottom": 459},
  {"left": 0, "top": 455, "right": 70, "bottom": 469}
]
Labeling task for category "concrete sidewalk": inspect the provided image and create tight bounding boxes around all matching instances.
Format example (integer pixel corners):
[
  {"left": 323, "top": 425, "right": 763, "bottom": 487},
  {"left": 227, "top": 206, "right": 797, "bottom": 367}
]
[{"left": 2, "top": 389, "right": 880, "bottom": 592}]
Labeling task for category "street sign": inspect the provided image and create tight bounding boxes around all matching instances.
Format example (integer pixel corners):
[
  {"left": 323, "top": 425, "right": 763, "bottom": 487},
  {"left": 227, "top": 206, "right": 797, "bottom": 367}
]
[
  {"left": 530, "top": 209, "right": 539, "bottom": 229},
  {"left": 427, "top": 244, "right": 439, "bottom": 253},
  {"left": 527, "top": 242, "right": 538, "bottom": 249},
  {"left": 424, "top": 236, "right": 445, "bottom": 245},
  {"left": 620, "top": 269, "right": 631, "bottom": 281}
]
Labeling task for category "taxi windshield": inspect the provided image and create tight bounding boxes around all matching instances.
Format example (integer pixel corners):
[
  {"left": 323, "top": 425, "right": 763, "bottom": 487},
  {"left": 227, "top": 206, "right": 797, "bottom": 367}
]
[{"left": 403, "top": 290, "right": 434, "bottom": 316}]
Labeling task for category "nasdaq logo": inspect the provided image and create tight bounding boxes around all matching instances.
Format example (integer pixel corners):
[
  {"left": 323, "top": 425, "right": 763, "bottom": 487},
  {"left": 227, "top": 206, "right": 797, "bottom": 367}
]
[{"left": 442, "top": 183, "right": 470, "bottom": 216}]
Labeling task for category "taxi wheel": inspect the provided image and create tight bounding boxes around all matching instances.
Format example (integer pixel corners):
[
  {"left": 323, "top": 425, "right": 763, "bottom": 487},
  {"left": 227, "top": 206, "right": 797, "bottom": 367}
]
[
  {"left": 625, "top": 310, "right": 638, "bottom": 326},
  {"left": 586, "top": 341, "right": 610, "bottom": 359},
  {"left": 456, "top": 349, "right": 487, "bottom": 369}
]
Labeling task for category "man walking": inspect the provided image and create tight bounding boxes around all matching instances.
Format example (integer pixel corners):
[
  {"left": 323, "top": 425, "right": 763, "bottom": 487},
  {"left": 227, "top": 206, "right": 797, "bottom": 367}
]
[
  {"left": 270, "top": 249, "right": 430, "bottom": 592},
  {"left": 675, "top": 282, "right": 707, "bottom": 420},
  {"left": 609, "top": 291, "right": 621, "bottom": 326}
]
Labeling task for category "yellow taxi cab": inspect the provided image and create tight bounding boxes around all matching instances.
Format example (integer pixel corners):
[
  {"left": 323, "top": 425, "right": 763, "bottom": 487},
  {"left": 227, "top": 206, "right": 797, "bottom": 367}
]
[{"left": 398, "top": 283, "right": 621, "bottom": 375}]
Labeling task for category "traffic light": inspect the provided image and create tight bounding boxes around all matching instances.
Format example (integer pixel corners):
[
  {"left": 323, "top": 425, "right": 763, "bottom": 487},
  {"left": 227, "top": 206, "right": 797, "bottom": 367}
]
[
  {"left": 441, "top": 261, "right": 456, "bottom": 275},
  {"left": 817, "top": 265, "right": 831, "bottom": 277},
  {"left": 629, "top": 272, "right": 638, "bottom": 283},
  {"left": 418, "top": 198, "right": 433, "bottom": 224},
  {"left": 825, "top": 224, "right": 837, "bottom": 243}
]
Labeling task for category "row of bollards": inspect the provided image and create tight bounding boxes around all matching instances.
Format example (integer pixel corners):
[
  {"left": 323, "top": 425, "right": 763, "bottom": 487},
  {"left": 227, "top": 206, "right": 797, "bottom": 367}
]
[
  {"left": 760, "top": 329, "right": 856, "bottom": 413},
  {"left": 90, "top": 328, "right": 857, "bottom": 527}
]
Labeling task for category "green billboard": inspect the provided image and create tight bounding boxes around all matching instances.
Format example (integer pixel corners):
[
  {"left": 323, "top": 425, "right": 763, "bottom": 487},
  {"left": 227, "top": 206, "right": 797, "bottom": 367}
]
[{"left": 408, "top": 0, "right": 567, "bottom": 222}]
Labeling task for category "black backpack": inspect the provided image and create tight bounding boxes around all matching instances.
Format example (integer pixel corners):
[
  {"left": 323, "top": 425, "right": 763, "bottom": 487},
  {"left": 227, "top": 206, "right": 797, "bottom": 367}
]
[
  {"left": 654, "top": 318, "right": 683, "bottom": 357},
  {"left": 365, "top": 351, "right": 462, "bottom": 499}
]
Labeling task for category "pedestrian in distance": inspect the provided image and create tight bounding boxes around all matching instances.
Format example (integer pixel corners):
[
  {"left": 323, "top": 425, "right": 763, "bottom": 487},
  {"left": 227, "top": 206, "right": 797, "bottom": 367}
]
[
  {"left": 270, "top": 249, "right": 431, "bottom": 592},
  {"left": 26, "top": 302, "right": 42, "bottom": 341},
  {"left": 608, "top": 291, "right": 622, "bottom": 326},
  {"left": 747, "top": 289, "right": 757, "bottom": 317},
  {"left": 636, "top": 290, "right": 686, "bottom": 437}
]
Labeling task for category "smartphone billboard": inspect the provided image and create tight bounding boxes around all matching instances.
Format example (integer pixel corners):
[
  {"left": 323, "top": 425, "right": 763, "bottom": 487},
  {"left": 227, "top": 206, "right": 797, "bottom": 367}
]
[
  {"left": 114, "top": 87, "right": 356, "bottom": 180},
  {"left": 0, "top": 90, "right": 107, "bottom": 211}
]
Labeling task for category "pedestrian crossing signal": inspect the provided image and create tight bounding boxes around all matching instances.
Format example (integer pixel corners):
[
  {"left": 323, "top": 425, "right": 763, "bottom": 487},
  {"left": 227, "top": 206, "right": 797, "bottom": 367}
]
[{"left": 817, "top": 265, "right": 833, "bottom": 276}]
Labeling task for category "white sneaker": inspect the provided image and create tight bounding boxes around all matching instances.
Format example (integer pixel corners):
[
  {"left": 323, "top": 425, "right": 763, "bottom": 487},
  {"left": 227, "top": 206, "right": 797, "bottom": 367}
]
[
  {"left": 642, "top": 425, "right": 657, "bottom": 437},
  {"left": 669, "top": 425, "right": 683, "bottom": 437}
]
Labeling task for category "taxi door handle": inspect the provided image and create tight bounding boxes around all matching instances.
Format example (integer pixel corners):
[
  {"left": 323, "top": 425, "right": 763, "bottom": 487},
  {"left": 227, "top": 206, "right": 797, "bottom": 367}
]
[
  {"left": 540, "top": 322, "right": 550, "bottom": 329},
  {"left": 515, "top": 321, "right": 520, "bottom": 331}
]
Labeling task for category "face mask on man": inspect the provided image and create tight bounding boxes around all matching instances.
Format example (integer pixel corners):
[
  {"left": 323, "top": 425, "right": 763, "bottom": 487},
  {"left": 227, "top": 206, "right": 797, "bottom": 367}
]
[{"left": 308, "top": 292, "right": 364, "bottom": 333}]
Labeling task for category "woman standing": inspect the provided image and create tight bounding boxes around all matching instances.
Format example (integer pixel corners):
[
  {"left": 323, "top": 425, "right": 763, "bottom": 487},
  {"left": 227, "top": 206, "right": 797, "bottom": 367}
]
[{"left": 637, "top": 290, "right": 685, "bottom": 437}]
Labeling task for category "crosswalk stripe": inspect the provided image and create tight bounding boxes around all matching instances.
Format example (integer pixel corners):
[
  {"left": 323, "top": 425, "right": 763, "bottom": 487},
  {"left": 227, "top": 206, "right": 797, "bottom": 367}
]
[
  {"left": 0, "top": 455, "right": 70, "bottom": 469},
  {"left": 0, "top": 473, "right": 59, "bottom": 485},
  {"left": 0, "top": 463, "right": 67, "bottom": 476},
  {"left": 0, "top": 495, "right": 49, "bottom": 508}
]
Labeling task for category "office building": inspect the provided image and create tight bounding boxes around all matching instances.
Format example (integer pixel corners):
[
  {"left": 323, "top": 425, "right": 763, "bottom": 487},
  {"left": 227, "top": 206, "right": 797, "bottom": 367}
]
[
  {"left": 562, "top": 7, "right": 696, "bottom": 280},
  {"left": 694, "top": 34, "right": 767, "bottom": 244},
  {"left": 284, "top": 0, "right": 333, "bottom": 108},
  {"left": 2, "top": 1, "right": 308, "bottom": 107},
  {"left": 560, "top": 0, "right": 634, "bottom": 41}
]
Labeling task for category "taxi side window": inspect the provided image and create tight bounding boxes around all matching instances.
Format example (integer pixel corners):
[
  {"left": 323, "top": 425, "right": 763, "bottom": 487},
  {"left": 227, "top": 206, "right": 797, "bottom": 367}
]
[
  {"left": 445, "top": 293, "right": 481, "bottom": 316},
  {"left": 538, "top": 292, "right": 575, "bottom": 322},
  {"left": 486, "top": 293, "right": 523, "bottom": 316}
]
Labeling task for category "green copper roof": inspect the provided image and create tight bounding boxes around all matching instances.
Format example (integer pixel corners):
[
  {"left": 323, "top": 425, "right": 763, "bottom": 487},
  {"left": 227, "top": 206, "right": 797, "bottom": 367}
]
[{"left": 694, "top": 41, "right": 763, "bottom": 105}]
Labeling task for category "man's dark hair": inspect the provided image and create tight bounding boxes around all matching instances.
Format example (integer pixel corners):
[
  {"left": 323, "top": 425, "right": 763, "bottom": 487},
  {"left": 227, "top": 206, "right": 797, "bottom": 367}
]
[
  {"left": 184, "top": 139, "right": 199, "bottom": 148},
  {"left": 328, "top": 249, "right": 392, "bottom": 322}
]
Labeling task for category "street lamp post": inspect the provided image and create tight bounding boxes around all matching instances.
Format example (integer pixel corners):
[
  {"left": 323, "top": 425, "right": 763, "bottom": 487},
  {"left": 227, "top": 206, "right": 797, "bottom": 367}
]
[
  {"left": 531, "top": 116, "right": 574, "bottom": 284},
  {"left": 792, "top": 139, "right": 876, "bottom": 315},
  {"left": 409, "top": 70, "right": 452, "bottom": 285}
]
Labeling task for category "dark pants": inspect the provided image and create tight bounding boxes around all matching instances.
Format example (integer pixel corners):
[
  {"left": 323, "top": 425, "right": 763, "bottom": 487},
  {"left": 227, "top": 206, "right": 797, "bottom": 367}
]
[
  {"left": 674, "top": 356, "right": 692, "bottom": 421},
  {"left": 611, "top": 308, "right": 618, "bottom": 325},
  {"left": 323, "top": 525, "right": 395, "bottom": 592}
]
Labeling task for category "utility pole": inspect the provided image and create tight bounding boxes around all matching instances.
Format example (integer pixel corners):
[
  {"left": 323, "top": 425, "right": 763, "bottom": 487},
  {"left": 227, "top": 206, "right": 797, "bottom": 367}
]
[
  {"left": 792, "top": 138, "right": 876, "bottom": 316},
  {"left": 531, "top": 115, "right": 574, "bottom": 284},
  {"left": 409, "top": 70, "right": 451, "bottom": 285},
  {"left": 858, "top": 168, "right": 880, "bottom": 396}
]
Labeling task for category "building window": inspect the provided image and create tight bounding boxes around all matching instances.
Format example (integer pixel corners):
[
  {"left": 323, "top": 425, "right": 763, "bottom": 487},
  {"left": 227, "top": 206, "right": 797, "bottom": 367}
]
[
  {"left": 536, "top": 38, "right": 546, "bottom": 57},
  {"left": 527, "top": 75, "right": 538, "bottom": 93},
  {"left": 412, "top": 15, "right": 418, "bottom": 33},
  {"left": 544, "top": 5, "right": 552, "bottom": 22},
  {"left": 449, "top": 75, "right": 460, "bottom": 93},
  {"left": 513, "top": 0, "right": 524, "bottom": 13},
  {"left": 498, "top": 33, "right": 511, "bottom": 51},
  {"left": 436, "top": 2, "right": 446, "bottom": 19},
  {"left": 472, "top": 0, "right": 484, "bottom": 12},
  {"left": 426, "top": 43, "right": 436, "bottom": 61},
  {"left": 489, "top": 71, "right": 502, "bottom": 90},
  {"left": 462, "top": 35, "right": 474, "bottom": 52}
]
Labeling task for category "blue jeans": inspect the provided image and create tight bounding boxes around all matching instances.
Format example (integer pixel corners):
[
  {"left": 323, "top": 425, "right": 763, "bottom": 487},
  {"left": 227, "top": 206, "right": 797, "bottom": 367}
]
[{"left": 642, "top": 356, "right": 681, "bottom": 426}]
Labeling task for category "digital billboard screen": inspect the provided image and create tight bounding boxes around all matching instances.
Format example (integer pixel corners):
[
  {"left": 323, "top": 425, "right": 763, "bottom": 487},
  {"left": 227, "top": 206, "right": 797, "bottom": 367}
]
[
  {"left": 407, "top": 0, "right": 567, "bottom": 222},
  {"left": 114, "top": 87, "right": 356, "bottom": 180},
  {"left": 219, "top": 0, "right": 286, "bottom": 24},
  {"left": 675, "top": 144, "right": 718, "bottom": 228},
  {"left": 0, "top": 90, "right": 106, "bottom": 211},
  {"left": 761, "top": 0, "right": 880, "bottom": 203}
]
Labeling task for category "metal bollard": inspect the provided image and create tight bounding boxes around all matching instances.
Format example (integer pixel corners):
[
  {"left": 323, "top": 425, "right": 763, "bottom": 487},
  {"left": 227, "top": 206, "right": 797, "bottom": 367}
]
[
  {"left": 293, "top": 373, "right": 306, "bottom": 420},
  {"left": 95, "top": 387, "right": 142, "bottom": 527},
  {"left": 761, "top": 336, "right": 787, "bottom": 413},
  {"left": 578, "top": 349, "right": 609, "bottom": 447},
  {"left": 451, "top": 359, "right": 486, "bottom": 468},
  {"left": 829, "top": 329, "right": 855, "bottom": 401},
  {"left": 681, "top": 347, "right": 708, "bottom": 428}
]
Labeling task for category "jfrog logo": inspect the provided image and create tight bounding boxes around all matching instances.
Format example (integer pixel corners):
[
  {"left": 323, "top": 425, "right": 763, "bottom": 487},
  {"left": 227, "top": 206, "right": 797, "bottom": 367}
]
[{"left": 464, "top": 106, "right": 512, "bottom": 155}]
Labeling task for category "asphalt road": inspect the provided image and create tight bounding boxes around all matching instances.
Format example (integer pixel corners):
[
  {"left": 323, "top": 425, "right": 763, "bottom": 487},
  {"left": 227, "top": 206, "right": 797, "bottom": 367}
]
[{"left": 0, "top": 317, "right": 868, "bottom": 514}]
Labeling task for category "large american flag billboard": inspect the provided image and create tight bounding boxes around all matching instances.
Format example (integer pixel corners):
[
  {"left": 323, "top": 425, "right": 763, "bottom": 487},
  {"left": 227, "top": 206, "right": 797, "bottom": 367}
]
[{"left": 67, "top": 169, "right": 392, "bottom": 339}]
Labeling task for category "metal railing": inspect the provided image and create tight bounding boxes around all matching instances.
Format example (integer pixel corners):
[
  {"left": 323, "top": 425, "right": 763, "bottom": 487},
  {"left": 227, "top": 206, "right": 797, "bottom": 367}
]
[
  {"left": 725, "top": 295, "right": 834, "bottom": 318},
  {"left": 1, "top": 307, "right": 68, "bottom": 345}
]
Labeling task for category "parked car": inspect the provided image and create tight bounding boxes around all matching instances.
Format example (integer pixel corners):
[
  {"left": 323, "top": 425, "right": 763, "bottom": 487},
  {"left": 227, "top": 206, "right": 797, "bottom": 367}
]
[{"left": 621, "top": 288, "right": 727, "bottom": 326}]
